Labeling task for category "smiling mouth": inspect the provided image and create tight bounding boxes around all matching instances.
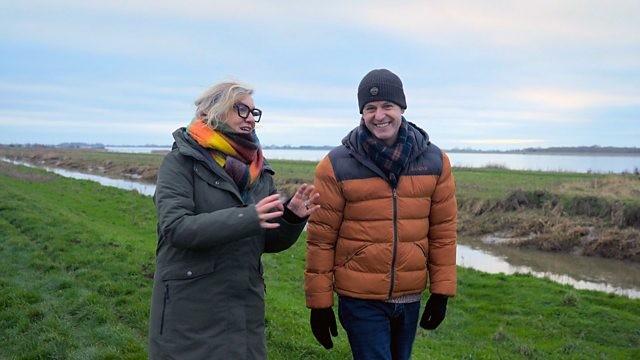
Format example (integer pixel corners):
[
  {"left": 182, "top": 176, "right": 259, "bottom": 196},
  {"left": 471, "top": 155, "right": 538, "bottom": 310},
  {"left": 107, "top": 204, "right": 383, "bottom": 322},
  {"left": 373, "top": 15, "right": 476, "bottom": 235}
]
[
  {"left": 374, "top": 122, "right": 390, "bottom": 128},
  {"left": 240, "top": 126, "right": 253, "bottom": 132}
]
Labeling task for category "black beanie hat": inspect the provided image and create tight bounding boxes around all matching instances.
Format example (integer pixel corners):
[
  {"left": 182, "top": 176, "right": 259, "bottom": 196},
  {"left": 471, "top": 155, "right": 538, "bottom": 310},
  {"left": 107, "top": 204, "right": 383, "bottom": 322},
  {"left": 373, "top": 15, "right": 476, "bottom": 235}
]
[{"left": 357, "top": 69, "right": 406, "bottom": 114}]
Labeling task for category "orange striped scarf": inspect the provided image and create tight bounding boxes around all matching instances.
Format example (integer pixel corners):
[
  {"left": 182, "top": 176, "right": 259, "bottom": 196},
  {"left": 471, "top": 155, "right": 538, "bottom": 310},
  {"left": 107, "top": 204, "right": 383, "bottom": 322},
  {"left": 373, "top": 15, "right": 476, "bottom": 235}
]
[{"left": 187, "top": 118, "right": 264, "bottom": 189}]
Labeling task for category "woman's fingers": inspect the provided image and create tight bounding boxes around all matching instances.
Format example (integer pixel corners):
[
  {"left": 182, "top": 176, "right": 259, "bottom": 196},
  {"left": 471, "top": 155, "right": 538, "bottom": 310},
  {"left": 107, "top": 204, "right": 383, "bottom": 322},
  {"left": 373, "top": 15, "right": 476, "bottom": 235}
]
[
  {"left": 306, "top": 204, "right": 321, "bottom": 213},
  {"left": 260, "top": 221, "right": 280, "bottom": 229},
  {"left": 255, "top": 187, "right": 322, "bottom": 227},
  {"left": 259, "top": 211, "right": 283, "bottom": 221},
  {"left": 296, "top": 183, "right": 309, "bottom": 194},
  {"left": 256, "top": 194, "right": 281, "bottom": 208},
  {"left": 302, "top": 185, "right": 316, "bottom": 198},
  {"left": 258, "top": 211, "right": 283, "bottom": 229},
  {"left": 255, "top": 194, "right": 284, "bottom": 229},
  {"left": 302, "top": 186, "right": 320, "bottom": 209},
  {"left": 257, "top": 199, "right": 283, "bottom": 214},
  {"left": 293, "top": 184, "right": 309, "bottom": 200},
  {"left": 256, "top": 194, "right": 283, "bottom": 213}
]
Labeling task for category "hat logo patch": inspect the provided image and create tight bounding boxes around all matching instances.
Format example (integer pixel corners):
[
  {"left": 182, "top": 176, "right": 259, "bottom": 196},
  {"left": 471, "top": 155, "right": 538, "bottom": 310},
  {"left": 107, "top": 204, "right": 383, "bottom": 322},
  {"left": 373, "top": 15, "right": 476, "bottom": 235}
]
[{"left": 369, "top": 87, "right": 379, "bottom": 96}]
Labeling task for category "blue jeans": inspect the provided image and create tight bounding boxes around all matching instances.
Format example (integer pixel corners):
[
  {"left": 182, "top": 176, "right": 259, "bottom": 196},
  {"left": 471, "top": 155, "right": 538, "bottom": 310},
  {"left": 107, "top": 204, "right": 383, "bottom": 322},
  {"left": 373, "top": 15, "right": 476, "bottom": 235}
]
[{"left": 338, "top": 296, "right": 421, "bottom": 360}]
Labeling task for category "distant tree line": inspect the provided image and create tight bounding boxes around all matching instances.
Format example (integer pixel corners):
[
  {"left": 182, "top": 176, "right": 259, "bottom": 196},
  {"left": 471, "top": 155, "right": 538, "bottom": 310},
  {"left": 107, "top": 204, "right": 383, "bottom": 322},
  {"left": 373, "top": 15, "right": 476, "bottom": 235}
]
[
  {"left": 1, "top": 143, "right": 105, "bottom": 149},
  {"left": 2, "top": 143, "right": 638, "bottom": 155},
  {"left": 262, "top": 145, "right": 335, "bottom": 150},
  {"left": 448, "top": 145, "right": 640, "bottom": 155}
]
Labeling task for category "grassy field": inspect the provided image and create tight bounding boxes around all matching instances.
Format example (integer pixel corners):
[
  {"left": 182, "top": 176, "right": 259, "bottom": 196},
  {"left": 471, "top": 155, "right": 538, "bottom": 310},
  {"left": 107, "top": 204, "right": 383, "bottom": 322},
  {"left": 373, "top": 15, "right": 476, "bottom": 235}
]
[
  {"left": 1, "top": 162, "right": 639, "bottom": 359},
  {"left": 2, "top": 146, "right": 638, "bottom": 202},
  {"left": 1, "top": 147, "right": 639, "bottom": 260}
]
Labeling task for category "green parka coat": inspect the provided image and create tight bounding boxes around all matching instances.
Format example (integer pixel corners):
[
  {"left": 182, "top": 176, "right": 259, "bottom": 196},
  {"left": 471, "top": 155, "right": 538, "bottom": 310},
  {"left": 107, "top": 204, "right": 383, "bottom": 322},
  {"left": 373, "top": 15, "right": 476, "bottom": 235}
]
[{"left": 148, "top": 129, "right": 306, "bottom": 359}]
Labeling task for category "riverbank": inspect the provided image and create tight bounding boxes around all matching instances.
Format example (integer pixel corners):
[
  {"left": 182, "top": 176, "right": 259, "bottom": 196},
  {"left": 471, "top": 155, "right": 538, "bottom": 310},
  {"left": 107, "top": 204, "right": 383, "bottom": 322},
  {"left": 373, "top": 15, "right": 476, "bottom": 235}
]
[
  {"left": 1, "top": 146, "right": 639, "bottom": 262},
  {"left": 0, "top": 162, "right": 638, "bottom": 358}
]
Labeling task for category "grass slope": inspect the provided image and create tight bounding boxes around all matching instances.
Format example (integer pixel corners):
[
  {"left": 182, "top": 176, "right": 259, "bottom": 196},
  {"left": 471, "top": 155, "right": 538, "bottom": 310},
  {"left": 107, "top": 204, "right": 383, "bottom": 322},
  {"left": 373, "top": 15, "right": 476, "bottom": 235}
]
[{"left": 0, "top": 163, "right": 639, "bottom": 359}]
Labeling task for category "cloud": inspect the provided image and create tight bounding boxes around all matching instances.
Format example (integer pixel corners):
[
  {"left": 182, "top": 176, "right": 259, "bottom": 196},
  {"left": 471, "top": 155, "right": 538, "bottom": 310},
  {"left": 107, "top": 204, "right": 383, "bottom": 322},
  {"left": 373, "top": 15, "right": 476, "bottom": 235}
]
[
  {"left": 1, "top": 1, "right": 638, "bottom": 147},
  {"left": 509, "top": 88, "right": 640, "bottom": 109},
  {"left": 426, "top": 108, "right": 567, "bottom": 122},
  {"left": 356, "top": 1, "right": 640, "bottom": 48},
  {"left": 0, "top": 114, "right": 176, "bottom": 135},
  {"left": 4, "top": 0, "right": 347, "bottom": 22},
  {"left": 407, "top": 85, "right": 589, "bottom": 125},
  {"left": 0, "top": 80, "right": 196, "bottom": 98},
  {"left": 454, "top": 139, "right": 546, "bottom": 145},
  {"left": 258, "top": 82, "right": 353, "bottom": 105},
  {"left": 0, "top": 17, "right": 197, "bottom": 57},
  {"left": 3, "top": 1, "right": 638, "bottom": 62},
  {"left": 256, "top": 112, "right": 354, "bottom": 133}
]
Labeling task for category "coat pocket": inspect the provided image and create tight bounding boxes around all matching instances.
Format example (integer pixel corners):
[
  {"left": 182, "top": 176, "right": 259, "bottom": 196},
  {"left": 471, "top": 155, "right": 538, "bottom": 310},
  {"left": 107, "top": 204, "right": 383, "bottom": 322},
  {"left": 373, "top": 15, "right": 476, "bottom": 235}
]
[
  {"left": 160, "top": 284, "right": 169, "bottom": 335},
  {"left": 415, "top": 242, "right": 428, "bottom": 267},
  {"left": 158, "top": 261, "right": 220, "bottom": 340},
  {"left": 336, "top": 243, "right": 373, "bottom": 268},
  {"left": 159, "top": 261, "right": 216, "bottom": 281}
]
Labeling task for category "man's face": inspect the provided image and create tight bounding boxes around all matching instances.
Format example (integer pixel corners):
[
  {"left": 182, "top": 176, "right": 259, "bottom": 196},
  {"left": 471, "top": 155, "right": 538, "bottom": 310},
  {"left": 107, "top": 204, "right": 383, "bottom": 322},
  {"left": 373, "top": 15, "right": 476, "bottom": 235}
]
[{"left": 361, "top": 101, "right": 404, "bottom": 146}]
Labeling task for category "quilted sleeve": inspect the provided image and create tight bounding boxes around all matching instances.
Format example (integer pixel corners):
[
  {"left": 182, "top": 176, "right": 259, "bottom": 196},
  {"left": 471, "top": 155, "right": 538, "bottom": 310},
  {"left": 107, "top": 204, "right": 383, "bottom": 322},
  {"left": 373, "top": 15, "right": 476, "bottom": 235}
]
[
  {"left": 304, "top": 156, "right": 345, "bottom": 308},
  {"left": 427, "top": 152, "right": 457, "bottom": 296}
]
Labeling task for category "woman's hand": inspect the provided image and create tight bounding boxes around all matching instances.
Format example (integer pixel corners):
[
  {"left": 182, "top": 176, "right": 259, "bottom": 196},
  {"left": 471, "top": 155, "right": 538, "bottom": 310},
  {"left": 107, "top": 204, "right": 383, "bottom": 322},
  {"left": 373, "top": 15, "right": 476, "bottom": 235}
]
[
  {"left": 255, "top": 194, "right": 284, "bottom": 229},
  {"left": 287, "top": 183, "right": 320, "bottom": 218}
]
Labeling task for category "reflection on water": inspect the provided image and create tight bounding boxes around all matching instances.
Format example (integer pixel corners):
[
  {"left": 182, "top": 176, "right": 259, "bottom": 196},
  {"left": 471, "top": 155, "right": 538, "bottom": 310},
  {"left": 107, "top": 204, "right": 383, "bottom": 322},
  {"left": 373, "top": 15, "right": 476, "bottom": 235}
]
[
  {"left": 458, "top": 237, "right": 640, "bottom": 298},
  {"left": 105, "top": 146, "right": 171, "bottom": 154},
  {"left": 2, "top": 158, "right": 639, "bottom": 298},
  {"left": 450, "top": 152, "right": 640, "bottom": 174},
  {"left": 262, "top": 151, "right": 640, "bottom": 174},
  {"left": 1, "top": 158, "right": 155, "bottom": 196},
  {"left": 104, "top": 147, "right": 640, "bottom": 173}
]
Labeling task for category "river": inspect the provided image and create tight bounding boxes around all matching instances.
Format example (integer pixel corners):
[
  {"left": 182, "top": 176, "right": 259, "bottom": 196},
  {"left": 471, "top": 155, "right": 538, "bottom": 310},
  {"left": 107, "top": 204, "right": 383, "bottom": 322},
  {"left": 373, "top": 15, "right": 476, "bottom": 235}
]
[
  {"left": 106, "top": 147, "right": 640, "bottom": 174},
  {"left": 3, "top": 157, "right": 640, "bottom": 299}
]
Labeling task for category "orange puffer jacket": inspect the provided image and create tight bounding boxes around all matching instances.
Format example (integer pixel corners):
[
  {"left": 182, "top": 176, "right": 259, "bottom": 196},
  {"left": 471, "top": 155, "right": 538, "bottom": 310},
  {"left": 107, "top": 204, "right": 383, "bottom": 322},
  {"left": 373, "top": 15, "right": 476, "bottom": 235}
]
[{"left": 305, "top": 123, "right": 457, "bottom": 309}]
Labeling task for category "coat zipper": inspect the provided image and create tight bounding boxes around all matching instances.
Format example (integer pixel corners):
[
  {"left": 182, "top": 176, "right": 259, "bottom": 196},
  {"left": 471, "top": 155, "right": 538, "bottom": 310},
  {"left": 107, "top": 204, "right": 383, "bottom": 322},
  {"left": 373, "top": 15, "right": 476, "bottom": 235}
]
[
  {"left": 388, "top": 183, "right": 399, "bottom": 299},
  {"left": 160, "top": 284, "right": 169, "bottom": 335}
]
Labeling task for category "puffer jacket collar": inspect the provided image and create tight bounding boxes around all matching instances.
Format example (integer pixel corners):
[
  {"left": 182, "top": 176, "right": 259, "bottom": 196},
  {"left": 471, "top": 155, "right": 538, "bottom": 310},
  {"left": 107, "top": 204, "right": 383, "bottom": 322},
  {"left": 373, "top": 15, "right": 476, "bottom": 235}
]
[{"left": 342, "top": 118, "right": 431, "bottom": 181}]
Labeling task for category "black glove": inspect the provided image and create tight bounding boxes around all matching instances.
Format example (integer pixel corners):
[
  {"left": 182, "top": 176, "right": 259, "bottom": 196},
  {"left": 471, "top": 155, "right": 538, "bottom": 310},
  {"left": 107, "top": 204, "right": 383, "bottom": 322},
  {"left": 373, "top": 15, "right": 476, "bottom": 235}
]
[
  {"left": 310, "top": 307, "right": 338, "bottom": 349},
  {"left": 419, "top": 293, "right": 448, "bottom": 330}
]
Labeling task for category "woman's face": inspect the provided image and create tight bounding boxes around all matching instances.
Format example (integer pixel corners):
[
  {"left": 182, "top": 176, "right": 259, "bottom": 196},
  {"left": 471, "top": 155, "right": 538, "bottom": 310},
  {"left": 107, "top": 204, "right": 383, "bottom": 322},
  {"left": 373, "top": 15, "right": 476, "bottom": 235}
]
[{"left": 225, "top": 95, "right": 257, "bottom": 134}]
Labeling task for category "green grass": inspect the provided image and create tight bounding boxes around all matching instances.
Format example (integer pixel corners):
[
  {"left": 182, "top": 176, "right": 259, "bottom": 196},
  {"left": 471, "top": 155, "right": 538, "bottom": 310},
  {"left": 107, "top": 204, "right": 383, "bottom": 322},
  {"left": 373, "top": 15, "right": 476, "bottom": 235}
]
[
  {"left": 4, "top": 147, "right": 638, "bottom": 204},
  {"left": 264, "top": 238, "right": 640, "bottom": 359},
  {"left": 453, "top": 168, "right": 597, "bottom": 201},
  {"left": 1, "top": 163, "right": 639, "bottom": 359}
]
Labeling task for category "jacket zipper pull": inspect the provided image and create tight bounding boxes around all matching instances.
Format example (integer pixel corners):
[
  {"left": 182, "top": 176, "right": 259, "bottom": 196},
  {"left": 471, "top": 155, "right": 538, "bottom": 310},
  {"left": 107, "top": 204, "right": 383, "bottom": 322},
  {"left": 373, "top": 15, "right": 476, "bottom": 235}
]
[{"left": 389, "top": 173, "right": 398, "bottom": 189}]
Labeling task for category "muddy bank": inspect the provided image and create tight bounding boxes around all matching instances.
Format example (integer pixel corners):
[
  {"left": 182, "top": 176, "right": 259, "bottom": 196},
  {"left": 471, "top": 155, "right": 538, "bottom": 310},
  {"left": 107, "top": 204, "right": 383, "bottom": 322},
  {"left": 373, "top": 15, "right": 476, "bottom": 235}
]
[
  {"left": 459, "top": 190, "right": 640, "bottom": 262},
  {"left": 459, "top": 189, "right": 640, "bottom": 229},
  {"left": 0, "top": 147, "right": 161, "bottom": 184}
]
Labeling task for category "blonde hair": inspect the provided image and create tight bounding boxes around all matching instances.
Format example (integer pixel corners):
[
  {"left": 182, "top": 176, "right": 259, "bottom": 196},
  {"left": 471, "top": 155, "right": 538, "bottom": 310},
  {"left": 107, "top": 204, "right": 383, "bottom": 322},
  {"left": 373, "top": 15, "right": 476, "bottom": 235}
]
[{"left": 194, "top": 81, "right": 254, "bottom": 129}]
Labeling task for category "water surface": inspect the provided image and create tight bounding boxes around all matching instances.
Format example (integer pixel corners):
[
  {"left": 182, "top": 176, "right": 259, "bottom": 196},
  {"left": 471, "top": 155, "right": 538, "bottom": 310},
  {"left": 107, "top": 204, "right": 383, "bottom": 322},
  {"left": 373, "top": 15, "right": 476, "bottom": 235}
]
[
  {"left": 458, "top": 237, "right": 640, "bottom": 298},
  {"left": 106, "top": 147, "right": 640, "bottom": 174}
]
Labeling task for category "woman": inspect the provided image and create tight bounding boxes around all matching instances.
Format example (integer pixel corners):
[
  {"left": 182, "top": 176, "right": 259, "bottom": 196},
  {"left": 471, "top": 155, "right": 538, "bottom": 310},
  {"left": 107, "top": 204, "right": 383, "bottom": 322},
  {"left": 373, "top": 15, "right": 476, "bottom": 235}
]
[{"left": 148, "top": 81, "right": 319, "bottom": 359}]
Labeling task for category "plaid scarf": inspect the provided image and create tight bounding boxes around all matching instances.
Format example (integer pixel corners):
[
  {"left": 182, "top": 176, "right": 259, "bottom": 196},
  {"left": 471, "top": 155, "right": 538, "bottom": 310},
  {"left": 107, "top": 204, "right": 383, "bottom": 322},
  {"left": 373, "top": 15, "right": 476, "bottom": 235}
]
[
  {"left": 358, "top": 119, "right": 413, "bottom": 188},
  {"left": 187, "top": 118, "right": 264, "bottom": 191}
]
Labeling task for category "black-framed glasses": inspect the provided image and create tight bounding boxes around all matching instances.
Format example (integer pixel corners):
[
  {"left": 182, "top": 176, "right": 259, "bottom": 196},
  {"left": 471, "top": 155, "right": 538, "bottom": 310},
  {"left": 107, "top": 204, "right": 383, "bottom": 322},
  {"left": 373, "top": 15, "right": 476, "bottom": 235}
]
[{"left": 233, "top": 103, "right": 262, "bottom": 122}]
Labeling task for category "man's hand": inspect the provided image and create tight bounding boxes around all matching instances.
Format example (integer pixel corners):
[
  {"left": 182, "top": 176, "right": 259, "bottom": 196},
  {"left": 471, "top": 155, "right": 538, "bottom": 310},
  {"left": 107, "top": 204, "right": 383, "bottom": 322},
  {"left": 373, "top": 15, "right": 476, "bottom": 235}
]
[
  {"left": 310, "top": 308, "right": 338, "bottom": 349},
  {"left": 419, "top": 293, "right": 448, "bottom": 330}
]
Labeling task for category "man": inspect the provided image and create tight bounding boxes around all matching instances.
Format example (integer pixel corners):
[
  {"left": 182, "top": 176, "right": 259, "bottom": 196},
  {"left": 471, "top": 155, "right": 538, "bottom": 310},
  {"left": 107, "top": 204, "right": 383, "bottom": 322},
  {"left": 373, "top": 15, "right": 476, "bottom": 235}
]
[{"left": 304, "top": 69, "right": 457, "bottom": 359}]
